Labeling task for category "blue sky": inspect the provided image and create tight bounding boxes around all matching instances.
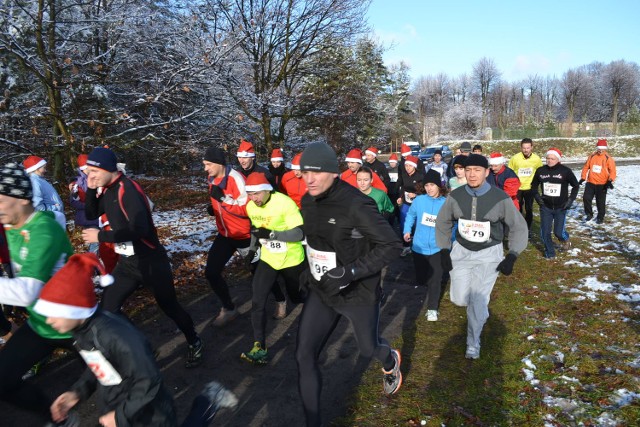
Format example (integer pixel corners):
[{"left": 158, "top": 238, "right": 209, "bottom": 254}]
[{"left": 366, "top": 0, "right": 640, "bottom": 82}]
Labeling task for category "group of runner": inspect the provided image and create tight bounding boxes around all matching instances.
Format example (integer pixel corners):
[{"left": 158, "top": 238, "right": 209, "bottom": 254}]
[{"left": 0, "top": 136, "right": 617, "bottom": 426}]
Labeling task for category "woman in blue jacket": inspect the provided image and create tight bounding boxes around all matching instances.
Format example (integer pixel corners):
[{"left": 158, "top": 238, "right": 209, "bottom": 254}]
[{"left": 403, "top": 169, "right": 448, "bottom": 321}]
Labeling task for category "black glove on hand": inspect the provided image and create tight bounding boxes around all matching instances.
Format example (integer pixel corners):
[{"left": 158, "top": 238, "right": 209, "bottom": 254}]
[
  {"left": 298, "top": 269, "right": 312, "bottom": 292},
  {"left": 244, "top": 250, "right": 257, "bottom": 268},
  {"left": 578, "top": 179, "right": 585, "bottom": 185},
  {"left": 209, "top": 185, "right": 225, "bottom": 202},
  {"left": 251, "top": 227, "right": 272, "bottom": 240},
  {"left": 320, "top": 266, "right": 355, "bottom": 296},
  {"left": 496, "top": 253, "right": 517, "bottom": 276},
  {"left": 206, "top": 204, "right": 214, "bottom": 216},
  {"left": 561, "top": 197, "right": 575, "bottom": 210},
  {"left": 605, "top": 180, "right": 614, "bottom": 190},
  {"left": 440, "top": 249, "right": 453, "bottom": 272}
]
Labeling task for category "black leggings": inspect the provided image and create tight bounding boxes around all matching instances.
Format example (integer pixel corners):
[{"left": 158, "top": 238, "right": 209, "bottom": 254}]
[
  {"left": 204, "top": 234, "right": 285, "bottom": 310},
  {"left": 0, "top": 324, "right": 74, "bottom": 422},
  {"left": 295, "top": 291, "right": 394, "bottom": 427},
  {"left": 101, "top": 253, "right": 198, "bottom": 344},
  {"left": 583, "top": 182, "right": 607, "bottom": 220},
  {"left": 250, "top": 260, "right": 306, "bottom": 346},
  {"left": 412, "top": 250, "right": 443, "bottom": 310},
  {"left": 517, "top": 189, "right": 536, "bottom": 230}
]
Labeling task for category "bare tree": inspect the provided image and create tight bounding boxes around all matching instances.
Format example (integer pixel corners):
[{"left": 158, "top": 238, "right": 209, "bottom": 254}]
[
  {"left": 560, "top": 67, "right": 588, "bottom": 134},
  {"left": 472, "top": 57, "right": 501, "bottom": 128},
  {"left": 603, "top": 60, "right": 640, "bottom": 134}
]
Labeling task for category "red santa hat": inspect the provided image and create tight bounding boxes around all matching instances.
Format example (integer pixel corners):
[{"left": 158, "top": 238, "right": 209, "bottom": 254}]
[
  {"left": 77, "top": 154, "right": 89, "bottom": 171},
  {"left": 236, "top": 140, "right": 256, "bottom": 158},
  {"left": 488, "top": 152, "right": 505, "bottom": 165},
  {"left": 400, "top": 144, "right": 411, "bottom": 157},
  {"left": 546, "top": 147, "right": 562, "bottom": 161},
  {"left": 345, "top": 149, "right": 363, "bottom": 164},
  {"left": 596, "top": 139, "right": 608, "bottom": 150},
  {"left": 405, "top": 156, "right": 419, "bottom": 168},
  {"left": 270, "top": 148, "right": 284, "bottom": 162},
  {"left": 23, "top": 156, "right": 47, "bottom": 173},
  {"left": 365, "top": 147, "right": 378, "bottom": 157},
  {"left": 245, "top": 172, "right": 273, "bottom": 192},
  {"left": 33, "top": 253, "right": 113, "bottom": 320},
  {"left": 290, "top": 153, "right": 302, "bottom": 170},
  {"left": 389, "top": 153, "right": 399, "bottom": 163}
]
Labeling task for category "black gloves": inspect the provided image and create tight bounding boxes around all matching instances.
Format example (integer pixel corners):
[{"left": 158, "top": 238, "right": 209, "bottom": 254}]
[
  {"left": 578, "top": 179, "right": 585, "bottom": 185},
  {"left": 251, "top": 227, "right": 273, "bottom": 240},
  {"left": 319, "top": 266, "right": 355, "bottom": 296},
  {"left": 496, "top": 253, "right": 517, "bottom": 276},
  {"left": 244, "top": 250, "right": 258, "bottom": 268},
  {"left": 605, "top": 180, "right": 614, "bottom": 190},
  {"left": 561, "top": 197, "right": 575, "bottom": 210},
  {"left": 440, "top": 249, "right": 453, "bottom": 272},
  {"left": 206, "top": 204, "right": 214, "bottom": 216},
  {"left": 209, "top": 185, "right": 225, "bottom": 202},
  {"left": 534, "top": 195, "right": 543, "bottom": 206}
]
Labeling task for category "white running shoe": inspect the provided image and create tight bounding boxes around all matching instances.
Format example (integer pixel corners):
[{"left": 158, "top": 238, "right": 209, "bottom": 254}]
[{"left": 426, "top": 310, "right": 438, "bottom": 321}]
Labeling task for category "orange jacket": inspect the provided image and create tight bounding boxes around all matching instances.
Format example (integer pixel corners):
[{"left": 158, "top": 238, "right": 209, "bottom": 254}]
[
  {"left": 581, "top": 152, "right": 617, "bottom": 185},
  {"left": 340, "top": 169, "right": 387, "bottom": 193},
  {"left": 279, "top": 170, "right": 307, "bottom": 209}
]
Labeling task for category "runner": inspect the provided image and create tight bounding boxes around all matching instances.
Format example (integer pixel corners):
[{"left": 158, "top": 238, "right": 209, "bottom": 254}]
[
  {"left": 426, "top": 149, "right": 448, "bottom": 187},
  {"left": 364, "top": 146, "right": 391, "bottom": 190},
  {"left": 297, "top": 143, "right": 403, "bottom": 427},
  {"left": 267, "top": 148, "right": 288, "bottom": 189},
  {"left": 356, "top": 167, "right": 395, "bottom": 221},
  {"left": 403, "top": 169, "right": 448, "bottom": 321},
  {"left": 580, "top": 139, "right": 617, "bottom": 224},
  {"left": 279, "top": 153, "right": 307, "bottom": 208},
  {"left": 82, "top": 147, "right": 203, "bottom": 368},
  {"left": 435, "top": 154, "right": 528, "bottom": 359},
  {"left": 241, "top": 172, "right": 306, "bottom": 364},
  {"left": 235, "top": 139, "right": 277, "bottom": 188},
  {"left": 488, "top": 152, "right": 521, "bottom": 209},
  {"left": 508, "top": 138, "right": 543, "bottom": 237},
  {"left": 340, "top": 148, "right": 387, "bottom": 193},
  {"left": 396, "top": 155, "right": 425, "bottom": 256},
  {"left": 448, "top": 156, "right": 467, "bottom": 190},
  {"left": 531, "top": 148, "right": 580, "bottom": 259},
  {"left": 69, "top": 154, "right": 100, "bottom": 253},
  {"left": 23, "top": 155, "right": 66, "bottom": 230},
  {"left": 446, "top": 141, "right": 472, "bottom": 179}
]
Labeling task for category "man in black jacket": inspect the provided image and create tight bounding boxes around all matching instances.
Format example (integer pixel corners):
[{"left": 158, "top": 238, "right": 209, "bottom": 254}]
[
  {"left": 364, "top": 146, "right": 391, "bottom": 189},
  {"left": 296, "top": 143, "right": 403, "bottom": 427},
  {"left": 82, "top": 147, "right": 203, "bottom": 369}
]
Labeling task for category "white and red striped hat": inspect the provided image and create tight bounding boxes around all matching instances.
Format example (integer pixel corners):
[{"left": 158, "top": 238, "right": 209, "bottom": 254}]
[
  {"left": 546, "top": 147, "right": 562, "bottom": 161},
  {"left": 245, "top": 172, "right": 273, "bottom": 192},
  {"left": 236, "top": 140, "right": 256, "bottom": 158},
  {"left": 290, "top": 153, "right": 302, "bottom": 170},
  {"left": 270, "top": 148, "right": 284, "bottom": 162},
  {"left": 389, "top": 153, "right": 399, "bottom": 163},
  {"left": 400, "top": 144, "right": 411, "bottom": 157},
  {"left": 345, "top": 149, "right": 363, "bottom": 164},
  {"left": 405, "top": 156, "right": 419, "bottom": 168},
  {"left": 596, "top": 139, "right": 608, "bottom": 150},
  {"left": 365, "top": 147, "right": 378, "bottom": 157},
  {"left": 23, "top": 156, "right": 47, "bottom": 173},
  {"left": 488, "top": 152, "right": 505, "bottom": 165},
  {"left": 77, "top": 154, "right": 89, "bottom": 171}
]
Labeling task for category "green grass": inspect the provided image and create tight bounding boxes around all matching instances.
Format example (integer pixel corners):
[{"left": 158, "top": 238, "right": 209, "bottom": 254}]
[{"left": 336, "top": 219, "right": 640, "bottom": 426}]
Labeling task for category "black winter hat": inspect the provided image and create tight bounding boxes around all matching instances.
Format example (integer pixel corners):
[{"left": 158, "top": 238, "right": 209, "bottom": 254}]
[
  {"left": 452, "top": 155, "right": 467, "bottom": 168},
  {"left": 460, "top": 141, "right": 472, "bottom": 152},
  {"left": 87, "top": 147, "right": 118, "bottom": 172},
  {"left": 0, "top": 163, "right": 33, "bottom": 200},
  {"left": 204, "top": 147, "right": 227, "bottom": 165},
  {"left": 300, "top": 143, "right": 339, "bottom": 174},
  {"left": 464, "top": 154, "right": 489, "bottom": 169},
  {"left": 434, "top": 149, "right": 442, "bottom": 156},
  {"left": 424, "top": 169, "right": 443, "bottom": 187}
]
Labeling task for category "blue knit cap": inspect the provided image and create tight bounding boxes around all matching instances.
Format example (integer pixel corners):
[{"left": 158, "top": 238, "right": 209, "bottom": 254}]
[{"left": 87, "top": 147, "right": 118, "bottom": 172}]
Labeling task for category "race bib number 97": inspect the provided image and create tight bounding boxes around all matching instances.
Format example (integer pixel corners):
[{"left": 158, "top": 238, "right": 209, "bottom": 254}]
[
  {"left": 458, "top": 219, "right": 491, "bottom": 243},
  {"left": 306, "top": 245, "right": 337, "bottom": 281},
  {"left": 543, "top": 182, "right": 561, "bottom": 197}
]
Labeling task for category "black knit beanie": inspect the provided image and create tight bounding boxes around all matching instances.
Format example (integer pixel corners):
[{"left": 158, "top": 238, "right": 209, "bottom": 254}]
[
  {"left": 87, "top": 147, "right": 118, "bottom": 172},
  {"left": 0, "top": 163, "right": 33, "bottom": 200},
  {"left": 452, "top": 155, "right": 467, "bottom": 168},
  {"left": 464, "top": 154, "right": 489, "bottom": 169},
  {"left": 424, "top": 169, "right": 443, "bottom": 187},
  {"left": 300, "top": 143, "right": 339, "bottom": 174},
  {"left": 204, "top": 147, "right": 226, "bottom": 165}
]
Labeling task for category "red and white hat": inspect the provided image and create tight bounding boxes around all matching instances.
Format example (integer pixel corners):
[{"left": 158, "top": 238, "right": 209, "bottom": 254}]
[
  {"left": 365, "top": 147, "right": 378, "bottom": 157},
  {"left": 488, "top": 152, "right": 505, "bottom": 165},
  {"left": 405, "top": 155, "right": 419, "bottom": 168},
  {"left": 546, "top": 147, "right": 562, "bottom": 161},
  {"left": 400, "top": 144, "right": 411, "bottom": 157},
  {"left": 236, "top": 140, "right": 256, "bottom": 158},
  {"left": 33, "top": 253, "right": 113, "bottom": 320},
  {"left": 245, "top": 172, "right": 273, "bottom": 192},
  {"left": 290, "top": 153, "right": 302, "bottom": 170},
  {"left": 389, "top": 153, "right": 399, "bottom": 163},
  {"left": 270, "top": 148, "right": 284, "bottom": 162},
  {"left": 77, "top": 154, "right": 89, "bottom": 171},
  {"left": 596, "top": 139, "right": 608, "bottom": 150},
  {"left": 345, "top": 149, "right": 363, "bottom": 164},
  {"left": 23, "top": 156, "right": 47, "bottom": 173}
]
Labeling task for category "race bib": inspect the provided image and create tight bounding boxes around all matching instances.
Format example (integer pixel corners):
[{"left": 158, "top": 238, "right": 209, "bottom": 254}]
[
  {"left": 421, "top": 213, "right": 437, "bottom": 227},
  {"left": 79, "top": 349, "right": 123, "bottom": 386},
  {"left": 388, "top": 172, "right": 398, "bottom": 183},
  {"left": 306, "top": 245, "right": 337, "bottom": 281},
  {"left": 404, "top": 191, "right": 415, "bottom": 204},
  {"left": 458, "top": 218, "right": 491, "bottom": 243},
  {"left": 543, "top": 182, "right": 561, "bottom": 197},
  {"left": 518, "top": 167, "right": 533, "bottom": 177},
  {"left": 591, "top": 165, "right": 602, "bottom": 174},
  {"left": 114, "top": 241, "right": 135, "bottom": 256},
  {"left": 261, "top": 239, "right": 287, "bottom": 253}
]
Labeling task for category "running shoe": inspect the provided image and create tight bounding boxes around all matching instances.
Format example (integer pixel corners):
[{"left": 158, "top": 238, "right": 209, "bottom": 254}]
[
  {"left": 400, "top": 247, "right": 411, "bottom": 257},
  {"left": 382, "top": 349, "right": 402, "bottom": 395},
  {"left": 240, "top": 341, "right": 268, "bottom": 365},
  {"left": 465, "top": 345, "right": 480, "bottom": 360},
  {"left": 426, "top": 310, "right": 438, "bottom": 321},
  {"left": 185, "top": 338, "right": 204, "bottom": 368},
  {"left": 201, "top": 381, "right": 239, "bottom": 421},
  {"left": 273, "top": 301, "right": 287, "bottom": 320},
  {"left": 213, "top": 307, "right": 238, "bottom": 327}
]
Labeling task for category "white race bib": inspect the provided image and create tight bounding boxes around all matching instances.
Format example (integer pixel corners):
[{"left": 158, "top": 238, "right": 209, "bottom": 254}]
[
  {"left": 518, "top": 167, "right": 533, "bottom": 177},
  {"left": 114, "top": 241, "right": 135, "bottom": 256},
  {"left": 388, "top": 172, "right": 398, "bottom": 183},
  {"left": 458, "top": 218, "right": 491, "bottom": 243},
  {"left": 421, "top": 213, "right": 437, "bottom": 227},
  {"left": 591, "top": 165, "right": 602, "bottom": 174},
  {"left": 404, "top": 191, "right": 415, "bottom": 203},
  {"left": 79, "top": 349, "right": 123, "bottom": 386},
  {"left": 543, "top": 182, "right": 561, "bottom": 197},
  {"left": 261, "top": 239, "right": 287, "bottom": 253},
  {"left": 306, "top": 245, "right": 337, "bottom": 281}
]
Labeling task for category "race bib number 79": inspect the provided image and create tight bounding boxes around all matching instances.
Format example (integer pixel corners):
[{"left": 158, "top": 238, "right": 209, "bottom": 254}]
[{"left": 458, "top": 218, "right": 491, "bottom": 243}]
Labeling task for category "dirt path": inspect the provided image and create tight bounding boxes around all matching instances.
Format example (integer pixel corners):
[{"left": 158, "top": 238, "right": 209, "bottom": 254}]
[{"left": 1, "top": 255, "right": 424, "bottom": 426}]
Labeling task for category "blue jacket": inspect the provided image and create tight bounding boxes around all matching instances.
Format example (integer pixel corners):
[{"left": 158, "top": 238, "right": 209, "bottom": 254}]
[
  {"left": 30, "top": 174, "right": 64, "bottom": 212},
  {"left": 404, "top": 194, "right": 446, "bottom": 255},
  {"left": 70, "top": 169, "right": 99, "bottom": 228}
]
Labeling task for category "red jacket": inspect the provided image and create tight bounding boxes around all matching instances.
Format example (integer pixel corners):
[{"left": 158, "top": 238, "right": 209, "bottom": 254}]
[
  {"left": 340, "top": 169, "right": 387, "bottom": 193},
  {"left": 489, "top": 166, "right": 521, "bottom": 210},
  {"left": 279, "top": 171, "right": 307, "bottom": 209},
  {"left": 209, "top": 167, "right": 251, "bottom": 240}
]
